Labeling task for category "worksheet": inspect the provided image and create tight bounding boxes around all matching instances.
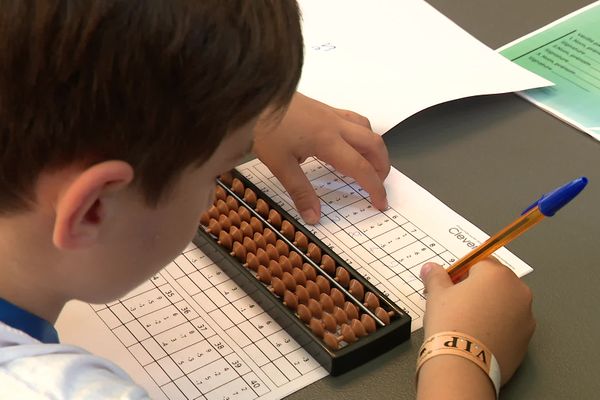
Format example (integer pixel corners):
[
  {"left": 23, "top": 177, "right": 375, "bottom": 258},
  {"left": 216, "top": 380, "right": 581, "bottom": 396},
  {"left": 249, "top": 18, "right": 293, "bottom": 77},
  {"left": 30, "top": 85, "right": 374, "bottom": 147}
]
[
  {"left": 57, "top": 159, "right": 532, "bottom": 400},
  {"left": 498, "top": 1, "right": 600, "bottom": 141}
]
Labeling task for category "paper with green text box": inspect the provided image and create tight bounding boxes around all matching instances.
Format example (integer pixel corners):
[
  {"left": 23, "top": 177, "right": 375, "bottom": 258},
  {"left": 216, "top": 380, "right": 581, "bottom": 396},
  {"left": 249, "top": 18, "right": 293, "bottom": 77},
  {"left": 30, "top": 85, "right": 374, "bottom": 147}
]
[{"left": 499, "top": 1, "right": 600, "bottom": 141}]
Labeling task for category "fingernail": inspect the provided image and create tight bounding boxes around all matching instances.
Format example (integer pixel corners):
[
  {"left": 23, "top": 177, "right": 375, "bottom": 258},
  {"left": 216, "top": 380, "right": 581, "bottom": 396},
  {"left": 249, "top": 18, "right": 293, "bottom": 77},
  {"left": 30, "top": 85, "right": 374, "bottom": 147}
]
[
  {"left": 300, "top": 209, "right": 319, "bottom": 225},
  {"left": 420, "top": 263, "right": 435, "bottom": 280}
]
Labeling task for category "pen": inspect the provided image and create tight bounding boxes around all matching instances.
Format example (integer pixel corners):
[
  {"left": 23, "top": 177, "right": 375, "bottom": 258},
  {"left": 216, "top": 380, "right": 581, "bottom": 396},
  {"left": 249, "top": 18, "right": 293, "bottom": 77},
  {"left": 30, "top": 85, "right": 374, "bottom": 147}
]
[{"left": 446, "top": 177, "right": 588, "bottom": 283}]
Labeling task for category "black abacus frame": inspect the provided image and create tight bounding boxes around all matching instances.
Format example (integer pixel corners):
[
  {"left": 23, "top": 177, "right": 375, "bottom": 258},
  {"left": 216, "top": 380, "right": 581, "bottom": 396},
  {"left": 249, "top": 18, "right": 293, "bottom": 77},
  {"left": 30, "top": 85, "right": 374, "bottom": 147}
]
[{"left": 194, "top": 169, "right": 411, "bottom": 375}]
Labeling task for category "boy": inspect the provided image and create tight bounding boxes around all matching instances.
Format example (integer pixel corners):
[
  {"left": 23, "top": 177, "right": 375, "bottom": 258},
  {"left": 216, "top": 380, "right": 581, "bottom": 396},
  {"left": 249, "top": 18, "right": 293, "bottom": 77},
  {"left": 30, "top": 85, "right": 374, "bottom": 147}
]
[{"left": 0, "top": 1, "right": 534, "bottom": 399}]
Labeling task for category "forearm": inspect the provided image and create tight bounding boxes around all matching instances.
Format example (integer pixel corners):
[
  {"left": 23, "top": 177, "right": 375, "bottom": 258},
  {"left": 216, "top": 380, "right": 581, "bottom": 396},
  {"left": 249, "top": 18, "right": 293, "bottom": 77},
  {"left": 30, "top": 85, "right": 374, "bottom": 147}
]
[{"left": 416, "top": 355, "right": 496, "bottom": 400}]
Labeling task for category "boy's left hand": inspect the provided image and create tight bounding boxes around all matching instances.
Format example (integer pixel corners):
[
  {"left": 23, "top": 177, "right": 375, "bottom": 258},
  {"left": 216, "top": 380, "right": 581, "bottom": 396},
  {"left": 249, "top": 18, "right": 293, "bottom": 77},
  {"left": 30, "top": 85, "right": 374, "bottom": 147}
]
[{"left": 253, "top": 93, "right": 390, "bottom": 225}]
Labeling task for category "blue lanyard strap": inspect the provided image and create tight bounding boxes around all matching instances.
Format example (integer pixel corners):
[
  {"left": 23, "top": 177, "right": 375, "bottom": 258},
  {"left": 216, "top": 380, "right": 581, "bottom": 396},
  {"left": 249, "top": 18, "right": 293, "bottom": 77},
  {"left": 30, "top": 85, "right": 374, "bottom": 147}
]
[{"left": 0, "top": 298, "right": 59, "bottom": 343}]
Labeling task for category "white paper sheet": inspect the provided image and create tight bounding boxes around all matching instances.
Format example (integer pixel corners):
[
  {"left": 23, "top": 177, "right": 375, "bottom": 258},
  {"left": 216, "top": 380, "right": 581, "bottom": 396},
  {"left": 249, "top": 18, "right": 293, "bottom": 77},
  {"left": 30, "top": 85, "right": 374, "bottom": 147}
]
[{"left": 298, "top": 0, "right": 552, "bottom": 133}]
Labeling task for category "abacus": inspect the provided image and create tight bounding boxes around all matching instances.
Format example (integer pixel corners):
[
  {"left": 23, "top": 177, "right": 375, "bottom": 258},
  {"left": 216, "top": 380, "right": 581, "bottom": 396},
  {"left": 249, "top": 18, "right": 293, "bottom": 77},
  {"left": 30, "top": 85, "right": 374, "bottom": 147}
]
[{"left": 195, "top": 170, "right": 411, "bottom": 375}]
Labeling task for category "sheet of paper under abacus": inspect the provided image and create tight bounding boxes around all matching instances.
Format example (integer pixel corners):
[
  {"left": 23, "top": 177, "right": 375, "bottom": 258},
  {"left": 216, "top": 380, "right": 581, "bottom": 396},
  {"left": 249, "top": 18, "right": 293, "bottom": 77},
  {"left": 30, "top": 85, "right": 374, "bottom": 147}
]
[{"left": 56, "top": 157, "right": 532, "bottom": 400}]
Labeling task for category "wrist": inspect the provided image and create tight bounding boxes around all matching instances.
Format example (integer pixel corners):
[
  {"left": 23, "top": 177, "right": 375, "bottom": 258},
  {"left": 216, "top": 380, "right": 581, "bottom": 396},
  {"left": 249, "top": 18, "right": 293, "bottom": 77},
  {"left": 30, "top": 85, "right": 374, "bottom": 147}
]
[
  {"left": 416, "top": 331, "right": 501, "bottom": 399},
  {"left": 416, "top": 353, "right": 496, "bottom": 400}
]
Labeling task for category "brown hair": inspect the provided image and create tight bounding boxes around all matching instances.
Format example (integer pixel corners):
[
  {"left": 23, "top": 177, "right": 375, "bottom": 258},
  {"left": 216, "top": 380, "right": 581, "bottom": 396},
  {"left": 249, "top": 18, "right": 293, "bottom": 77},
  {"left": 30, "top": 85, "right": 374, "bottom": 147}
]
[{"left": 0, "top": 0, "right": 303, "bottom": 213}]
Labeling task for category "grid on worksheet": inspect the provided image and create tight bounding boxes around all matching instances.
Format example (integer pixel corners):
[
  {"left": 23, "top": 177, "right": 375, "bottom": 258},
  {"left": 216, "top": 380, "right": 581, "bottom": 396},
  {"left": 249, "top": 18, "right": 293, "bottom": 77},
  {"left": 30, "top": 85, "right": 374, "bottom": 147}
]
[
  {"left": 92, "top": 243, "right": 322, "bottom": 400},
  {"left": 239, "top": 157, "right": 459, "bottom": 328}
]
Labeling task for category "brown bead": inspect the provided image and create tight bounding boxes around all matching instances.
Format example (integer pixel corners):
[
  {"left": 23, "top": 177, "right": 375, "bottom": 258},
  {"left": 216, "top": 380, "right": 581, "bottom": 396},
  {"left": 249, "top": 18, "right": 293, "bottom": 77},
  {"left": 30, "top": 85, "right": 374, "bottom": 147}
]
[
  {"left": 216, "top": 199, "right": 229, "bottom": 215},
  {"left": 207, "top": 205, "right": 219, "bottom": 220},
  {"left": 344, "top": 302, "right": 359, "bottom": 320},
  {"left": 219, "top": 172, "right": 233, "bottom": 186},
  {"left": 230, "top": 242, "right": 246, "bottom": 261},
  {"left": 228, "top": 210, "right": 241, "bottom": 227},
  {"left": 217, "top": 231, "right": 232, "bottom": 249},
  {"left": 330, "top": 288, "right": 345, "bottom": 307},
  {"left": 321, "top": 254, "right": 336, "bottom": 275},
  {"left": 255, "top": 248, "right": 270, "bottom": 266},
  {"left": 281, "top": 272, "right": 296, "bottom": 291},
  {"left": 335, "top": 267, "right": 350, "bottom": 287},
  {"left": 292, "top": 267, "right": 306, "bottom": 286},
  {"left": 308, "top": 298, "right": 323, "bottom": 319},
  {"left": 302, "top": 263, "right": 317, "bottom": 281},
  {"left": 297, "top": 303, "right": 312, "bottom": 323},
  {"left": 243, "top": 236, "right": 257, "bottom": 253},
  {"left": 283, "top": 290, "right": 298, "bottom": 310},
  {"left": 253, "top": 233, "right": 267, "bottom": 250},
  {"left": 265, "top": 244, "right": 279, "bottom": 260},
  {"left": 238, "top": 206, "right": 251, "bottom": 223},
  {"left": 296, "top": 285, "right": 309, "bottom": 305},
  {"left": 267, "top": 209, "right": 282, "bottom": 229},
  {"left": 351, "top": 319, "right": 367, "bottom": 337},
  {"left": 280, "top": 220, "right": 295, "bottom": 240},
  {"left": 349, "top": 279, "right": 364, "bottom": 301},
  {"left": 268, "top": 260, "right": 283, "bottom": 278},
  {"left": 364, "top": 292, "right": 380, "bottom": 310},
  {"left": 229, "top": 226, "right": 243, "bottom": 243},
  {"left": 275, "top": 240, "right": 289, "bottom": 257},
  {"left": 243, "top": 188, "right": 257, "bottom": 207},
  {"left": 293, "top": 231, "right": 309, "bottom": 251},
  {"left": 244, "top": 253, "right": 260, "bottom": 271},
  {"left": 250, "top": 217, "right": 264, "bottom": 234},
  {"left": 215, "top": 185, "right": 227, "bottom": 201},
  {"left": 322, "top": 312, "right": 337, "bottom": 332},
  {"left": 306, "top": 280, "right": 320, "bottom": 300},
  {"left": 218, "top": 214, "right": 231, "bottom": 231},
  {"left": 231, "top": 178, "right": 244, "bottom": 196},
  {"left": 320, "top": 293, "right": 334, "bottom": 313},
  {"left": 323, "top": 331, "right": 338, "bottom": 350},
  {"left": 200, "top": 212, "right": 210, "bottom": 226},
  {"left": 271, "top": 277, "right": 285, "bottom": 296},
  {"left": 207, "top": 219, "right": 221, "bottom": 235},
  {"left": 307, "top": 243, "right": 322, "bottom": 263},
  {"left": 288, "top": 251, "right": 302, "bottom": 269},
  {"left": 226, "top": 196, "right": 239, "bottom": 212},
  {"left": 375, "top": 307, "right": 391, "bottom": 325},
  {"left": 278, "top": 256, "right": 292, "bottom": 273},
  {"left": 333, "top": 306, "right": 348, "bottom": 324},
  {"left": 255, "top": 198, "right": 269, "bottom": 217},
  {"left": 315, "top": 275, "right": 330, "bottom": 294},
  {"left": 341, "top": 324, "right": 357, "bottom": 343},
  {"left": 263, "top": 228, "right": 277, "bottom": 245},
  {"left": 309, "top": 318, "right": 324, "bottom": 338},
  {"left": 239, "top": 221, "right": 253, "bottom": 237},
  {"left": 257, "top": 265, "right": 271, "bottom": 284},
  {"left": 361, "top": 314, "right": 377, "bottom": 333}
]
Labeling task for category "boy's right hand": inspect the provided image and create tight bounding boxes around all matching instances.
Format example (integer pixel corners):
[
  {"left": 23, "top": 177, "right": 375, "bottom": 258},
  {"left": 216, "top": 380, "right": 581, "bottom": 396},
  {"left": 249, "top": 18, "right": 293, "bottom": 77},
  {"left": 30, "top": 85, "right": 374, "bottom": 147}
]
[{"left": 420, "top": 259, "right": 535, "bottom": 385}]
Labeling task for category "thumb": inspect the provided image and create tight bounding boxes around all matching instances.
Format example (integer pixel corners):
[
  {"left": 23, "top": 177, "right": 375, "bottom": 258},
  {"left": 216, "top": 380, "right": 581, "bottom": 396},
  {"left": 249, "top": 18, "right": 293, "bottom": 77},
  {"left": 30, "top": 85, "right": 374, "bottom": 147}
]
[{"left": 420, "top": 262, "right": 453, "bottom": 294}]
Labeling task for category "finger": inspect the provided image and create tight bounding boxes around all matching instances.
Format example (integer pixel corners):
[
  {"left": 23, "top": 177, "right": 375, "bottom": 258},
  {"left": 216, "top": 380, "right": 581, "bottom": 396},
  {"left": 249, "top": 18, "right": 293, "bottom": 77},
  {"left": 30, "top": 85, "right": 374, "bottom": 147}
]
[
  {"left": 261, "top": 153, "right": 321, "bottom": 224},
  {"left": 318, "top": 136, "right": 388, "bottom": 210},
  {"left": 333, "top": 108, "right": 373, "bottom": 130},
  {"left": 420, "top": 262, "right": 453, "bottom": 294},
  {"left": 339, "top": 123, "right": 390, "bottom": 182}
]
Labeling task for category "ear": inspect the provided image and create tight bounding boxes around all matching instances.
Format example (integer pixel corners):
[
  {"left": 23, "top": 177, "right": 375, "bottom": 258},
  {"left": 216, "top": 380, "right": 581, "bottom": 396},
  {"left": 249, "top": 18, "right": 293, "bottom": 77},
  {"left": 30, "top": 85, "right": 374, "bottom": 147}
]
[{"left": 52, "top": 161, "right": 134, "bottom": 250}]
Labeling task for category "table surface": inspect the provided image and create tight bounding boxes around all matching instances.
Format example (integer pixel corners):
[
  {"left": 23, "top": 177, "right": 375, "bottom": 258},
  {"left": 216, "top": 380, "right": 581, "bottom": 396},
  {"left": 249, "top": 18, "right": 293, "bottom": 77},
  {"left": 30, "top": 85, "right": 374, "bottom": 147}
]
[{"left": 287, "top": 0, "right": 600, "bottom": 399}]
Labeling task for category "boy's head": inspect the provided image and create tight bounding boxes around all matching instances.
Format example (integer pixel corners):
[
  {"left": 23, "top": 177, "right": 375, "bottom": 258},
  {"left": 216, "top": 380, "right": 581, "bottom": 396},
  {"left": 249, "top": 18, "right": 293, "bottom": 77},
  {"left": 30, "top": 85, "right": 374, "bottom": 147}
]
[{"left": 0, "top": 1, "right": 303, "bottom": 309}]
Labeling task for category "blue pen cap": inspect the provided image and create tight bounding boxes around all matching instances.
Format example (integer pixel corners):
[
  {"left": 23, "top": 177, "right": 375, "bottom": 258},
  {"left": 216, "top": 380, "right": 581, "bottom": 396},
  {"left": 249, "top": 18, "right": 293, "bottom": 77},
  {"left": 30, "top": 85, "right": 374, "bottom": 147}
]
[{"left": 522, "top": 177, "right": 588, "bottom": 217}]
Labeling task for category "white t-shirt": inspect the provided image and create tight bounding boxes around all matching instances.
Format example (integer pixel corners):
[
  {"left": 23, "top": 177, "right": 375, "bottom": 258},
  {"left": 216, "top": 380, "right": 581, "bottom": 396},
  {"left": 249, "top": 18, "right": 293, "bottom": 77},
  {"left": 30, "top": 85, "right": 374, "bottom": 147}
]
[{"left": 0, "top": 322, "right": 150, "bottom": 399}]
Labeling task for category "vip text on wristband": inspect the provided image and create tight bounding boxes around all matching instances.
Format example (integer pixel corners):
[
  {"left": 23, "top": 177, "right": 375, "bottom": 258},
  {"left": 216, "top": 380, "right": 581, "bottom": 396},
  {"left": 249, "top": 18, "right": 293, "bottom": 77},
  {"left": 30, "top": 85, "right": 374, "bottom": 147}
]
[{"left": 416, "top": 331, "right": 501, "bottom": 398}]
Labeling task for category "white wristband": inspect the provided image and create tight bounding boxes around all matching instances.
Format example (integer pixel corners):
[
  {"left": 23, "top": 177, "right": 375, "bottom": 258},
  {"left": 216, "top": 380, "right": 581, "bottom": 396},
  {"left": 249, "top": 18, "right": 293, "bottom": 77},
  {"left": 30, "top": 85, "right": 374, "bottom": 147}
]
[{"left": 416, "top": 331, "right": 501, "bottom": 398}]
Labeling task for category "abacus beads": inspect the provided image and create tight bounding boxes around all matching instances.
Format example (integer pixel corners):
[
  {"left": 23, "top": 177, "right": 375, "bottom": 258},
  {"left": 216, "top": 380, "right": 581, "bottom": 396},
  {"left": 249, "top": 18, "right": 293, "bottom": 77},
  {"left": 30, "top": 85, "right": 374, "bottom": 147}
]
[{"left": 202, "top": 173, "right": 397, "bottom": 352}]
